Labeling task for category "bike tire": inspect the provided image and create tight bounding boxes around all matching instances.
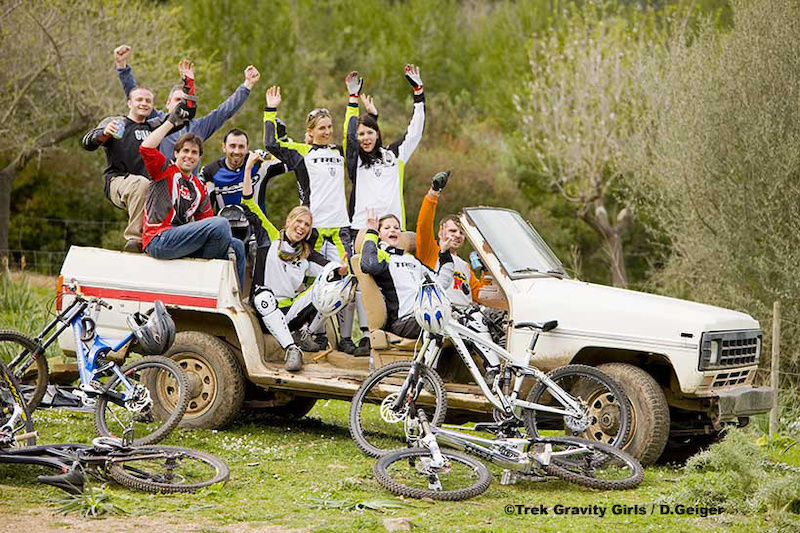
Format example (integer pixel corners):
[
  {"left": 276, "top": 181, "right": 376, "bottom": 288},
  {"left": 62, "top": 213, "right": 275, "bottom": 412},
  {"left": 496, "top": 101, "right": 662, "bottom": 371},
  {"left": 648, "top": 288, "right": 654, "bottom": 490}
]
[
  {"left": 0, "top": 360, "right": 36, "bottom": 447},
  {"left": 374, "top": 447, "right": 491, "bottom": 501},
  {"left": 107, "top": 445, "right": 229, "bottom": 493},
  {"left": 536, "top": 436, "right": 644, "bottom": 490},
  {"left": 94, "top": 356, "right": 189, "bottom": 446},
  {"left": 349, "top": 361, "right": 447, "bottom": 457},
  {"left": 523, "top": 364, "right": 631, "bottom": 448},
  {"left": 0, "top": 331, "right": 49, "bottom": 411}
]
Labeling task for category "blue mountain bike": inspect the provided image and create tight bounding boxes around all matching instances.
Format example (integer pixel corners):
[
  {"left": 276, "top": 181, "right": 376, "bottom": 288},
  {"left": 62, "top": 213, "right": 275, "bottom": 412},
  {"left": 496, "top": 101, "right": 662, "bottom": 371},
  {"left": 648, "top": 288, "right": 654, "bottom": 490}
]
[{"left": 0, "top": 283, "right": 189, "bottom": 445}]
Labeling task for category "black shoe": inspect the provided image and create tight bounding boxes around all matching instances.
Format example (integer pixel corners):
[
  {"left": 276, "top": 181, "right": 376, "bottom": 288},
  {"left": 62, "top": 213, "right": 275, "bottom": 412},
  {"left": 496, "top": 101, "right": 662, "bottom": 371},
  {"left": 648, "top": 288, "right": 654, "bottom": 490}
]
[
  {"left": 314, "top": 333, "right": 329, "bottom": 350},
  {"left": 123, "top": 239, "right": 143, "bottom": 253},
  {"left": 354, "top": 336, "right": 370, "bottom": 357},
  {"left": 293, "top": 330, "right": 325, "bottom": 352},
  {"left": 338, "top": 337, "right": 357, "bottom": 354}
]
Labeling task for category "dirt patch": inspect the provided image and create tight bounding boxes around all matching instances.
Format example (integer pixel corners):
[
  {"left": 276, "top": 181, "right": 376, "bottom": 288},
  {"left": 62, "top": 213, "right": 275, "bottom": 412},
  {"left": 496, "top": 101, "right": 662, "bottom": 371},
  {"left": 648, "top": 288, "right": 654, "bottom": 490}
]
[{"left": 0, "top": 507, "right": 306, "bottom": 533}]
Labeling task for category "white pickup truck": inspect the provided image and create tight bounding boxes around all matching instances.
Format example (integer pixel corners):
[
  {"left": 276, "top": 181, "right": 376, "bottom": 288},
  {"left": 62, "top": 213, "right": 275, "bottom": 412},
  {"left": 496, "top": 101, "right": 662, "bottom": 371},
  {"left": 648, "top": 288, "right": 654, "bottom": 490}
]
[{"left": 57, "top": 206, "right": 773, "bottom": 464}]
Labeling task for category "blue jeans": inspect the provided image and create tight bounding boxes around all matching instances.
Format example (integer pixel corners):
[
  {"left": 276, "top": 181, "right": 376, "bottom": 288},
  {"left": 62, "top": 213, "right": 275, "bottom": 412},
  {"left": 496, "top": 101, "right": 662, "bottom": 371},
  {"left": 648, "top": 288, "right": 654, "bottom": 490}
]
[{"left": 146, "top": 217, "right": 245, "bottom": 286}]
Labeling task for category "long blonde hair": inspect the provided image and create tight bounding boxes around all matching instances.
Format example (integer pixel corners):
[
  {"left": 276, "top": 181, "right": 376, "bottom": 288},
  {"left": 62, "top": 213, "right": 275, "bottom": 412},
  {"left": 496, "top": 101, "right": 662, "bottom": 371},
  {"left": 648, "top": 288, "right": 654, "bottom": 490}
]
[{"left": 283, "top": 205, "right": 313, "bottom": 260}]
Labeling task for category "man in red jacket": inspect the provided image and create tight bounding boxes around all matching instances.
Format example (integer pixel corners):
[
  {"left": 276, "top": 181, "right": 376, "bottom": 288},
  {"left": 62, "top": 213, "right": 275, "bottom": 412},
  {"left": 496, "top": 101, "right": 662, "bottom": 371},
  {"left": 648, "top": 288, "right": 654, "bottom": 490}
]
[{"left": 139, "top": 98, "right": 245, "bottom": 286}]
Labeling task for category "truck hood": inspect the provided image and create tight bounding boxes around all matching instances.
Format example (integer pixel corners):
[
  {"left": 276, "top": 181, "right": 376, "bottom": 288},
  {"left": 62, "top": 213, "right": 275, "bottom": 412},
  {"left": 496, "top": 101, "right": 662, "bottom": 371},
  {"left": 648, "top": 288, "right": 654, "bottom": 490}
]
[{"left": 516, "top": 277, "right": 759, "bottom": 347}]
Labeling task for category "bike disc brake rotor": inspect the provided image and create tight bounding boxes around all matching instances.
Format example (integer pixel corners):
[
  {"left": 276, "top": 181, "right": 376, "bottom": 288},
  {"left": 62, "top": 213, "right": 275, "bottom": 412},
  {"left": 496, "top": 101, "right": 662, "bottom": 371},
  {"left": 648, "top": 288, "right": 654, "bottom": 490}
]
[
  {"left": 126, "top": 384, "right": 153, "bottom": 414},
  {"left": 379, "top": 393, "right": 408, "bottom": 424},
  {"left": 564, "top": 404, "right": 591, "bottom": 434}
]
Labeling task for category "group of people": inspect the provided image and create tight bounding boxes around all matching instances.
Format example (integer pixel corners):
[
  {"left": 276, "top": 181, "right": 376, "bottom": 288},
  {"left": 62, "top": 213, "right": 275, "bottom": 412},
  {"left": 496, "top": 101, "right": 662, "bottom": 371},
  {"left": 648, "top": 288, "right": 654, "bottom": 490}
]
[{"left": 83, "top": 46, "right": 489, "bottom": 373}]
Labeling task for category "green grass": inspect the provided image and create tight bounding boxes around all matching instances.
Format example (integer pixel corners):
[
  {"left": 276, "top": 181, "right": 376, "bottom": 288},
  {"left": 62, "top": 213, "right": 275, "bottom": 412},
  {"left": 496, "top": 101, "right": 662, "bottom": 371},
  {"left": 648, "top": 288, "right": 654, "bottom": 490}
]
[
  {"left": 0, "top": 402, "right": 798, "bottom": 532},
  {"left": 1, "top": 273, "right": 799, "bottom": 531}
]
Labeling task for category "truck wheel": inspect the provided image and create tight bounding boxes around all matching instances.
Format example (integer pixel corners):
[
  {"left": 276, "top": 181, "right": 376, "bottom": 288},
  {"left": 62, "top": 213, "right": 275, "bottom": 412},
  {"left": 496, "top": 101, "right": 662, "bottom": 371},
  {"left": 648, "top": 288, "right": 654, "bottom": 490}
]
[
  {"left": 240, "top": 385, "right": 317, "bottom": 421},
  {"left": 164, "top": 331, "right": 245, "bottom": 429},
  {"left": 598, "top": 362, "right": 669, "bottom": 465}
]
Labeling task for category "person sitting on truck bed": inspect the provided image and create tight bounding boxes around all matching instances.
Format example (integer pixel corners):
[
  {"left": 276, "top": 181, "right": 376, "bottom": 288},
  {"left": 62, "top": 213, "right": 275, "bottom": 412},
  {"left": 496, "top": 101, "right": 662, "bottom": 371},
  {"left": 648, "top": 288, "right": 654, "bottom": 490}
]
[
  {"left": 199, "top": 127, "right": 289, "bottom": 215},
  {"left": 114, "top": 44, "right": 260, "bottom": 171},
  {"left": 240, "top": 152, "right": 347, "bottom": 372},
  {"left": 360, "top": 208, "right": 455, "bottom": 339},
  {"left": 138, "top": 95, "right": 246, "bottom": 287}
]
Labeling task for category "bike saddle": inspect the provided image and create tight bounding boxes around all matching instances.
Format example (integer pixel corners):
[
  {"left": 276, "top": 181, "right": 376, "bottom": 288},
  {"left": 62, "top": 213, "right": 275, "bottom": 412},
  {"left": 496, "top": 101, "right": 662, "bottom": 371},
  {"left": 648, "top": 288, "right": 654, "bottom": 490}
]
[{"left": 38, "top": 468, "right": 84, "bottom": 494}]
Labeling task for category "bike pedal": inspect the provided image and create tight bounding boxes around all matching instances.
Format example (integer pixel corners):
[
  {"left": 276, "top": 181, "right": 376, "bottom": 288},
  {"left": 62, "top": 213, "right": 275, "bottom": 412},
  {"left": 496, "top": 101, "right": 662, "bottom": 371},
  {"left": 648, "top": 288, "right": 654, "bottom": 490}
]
[{"left": 500, "top": 469, "right": 517, "bottom": 485}]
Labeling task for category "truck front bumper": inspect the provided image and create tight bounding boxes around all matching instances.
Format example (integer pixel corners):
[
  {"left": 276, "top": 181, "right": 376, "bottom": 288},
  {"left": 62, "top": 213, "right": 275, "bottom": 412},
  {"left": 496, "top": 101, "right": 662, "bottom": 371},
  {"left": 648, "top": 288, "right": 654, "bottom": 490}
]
[{"left": 714, "top": 386, "right": 774, "bottom": 423}]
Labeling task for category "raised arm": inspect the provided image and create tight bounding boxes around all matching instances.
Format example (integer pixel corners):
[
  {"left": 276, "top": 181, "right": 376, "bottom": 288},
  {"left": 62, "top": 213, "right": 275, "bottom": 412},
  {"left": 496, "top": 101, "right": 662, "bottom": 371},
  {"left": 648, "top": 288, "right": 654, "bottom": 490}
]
[
  {"left": 241, "top": 151, "right": 280, "bottom": 241},
  {"left": 390, "top": 64, "right": 425, "bottom": 162},
  {"left": 263, "top": 86, "right": 308, "bottom": 168},
  {"left": 360, "top": 208, "right": 390, "bottom": 276},
  {"left": 190, "top": 65, "right": 259, "bottom": 140},
  {"left": 415, "top": 172, "right": 450, "bottom": 269}
]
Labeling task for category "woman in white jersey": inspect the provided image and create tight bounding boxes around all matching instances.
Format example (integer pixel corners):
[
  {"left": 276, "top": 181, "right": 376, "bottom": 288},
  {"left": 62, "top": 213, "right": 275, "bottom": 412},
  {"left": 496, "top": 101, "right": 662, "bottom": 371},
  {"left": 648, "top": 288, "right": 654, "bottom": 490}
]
[
  {"left": 263, "top": 85, "right": 360, "bottom": 354},
  {"left": 345, "top": 64, "right": 425, "bottom": 233}
]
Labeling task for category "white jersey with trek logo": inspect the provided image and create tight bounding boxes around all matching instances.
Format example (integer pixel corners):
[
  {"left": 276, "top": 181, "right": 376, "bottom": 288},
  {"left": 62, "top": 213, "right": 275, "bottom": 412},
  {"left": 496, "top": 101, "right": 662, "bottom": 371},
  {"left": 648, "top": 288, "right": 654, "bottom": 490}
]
[{"left": 347, "top": 96, "right": 426, "bottom": 230}]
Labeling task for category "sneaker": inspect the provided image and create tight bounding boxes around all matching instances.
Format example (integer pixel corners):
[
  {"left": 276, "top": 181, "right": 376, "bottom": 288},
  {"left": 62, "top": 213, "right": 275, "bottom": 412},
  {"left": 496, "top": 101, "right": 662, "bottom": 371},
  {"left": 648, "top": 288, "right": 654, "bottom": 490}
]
[
  {"left": 354, "top": 336, "right": 371, "bottom": 357},
  {"left": 284, "top": 345, "right": 304, "bottom": 372},
  {"left": 293, "top": 330, "right": 325, "bottom": 352},
  {"left": 338, "top": 337, "right": 357, "bottom": 354},
  {"left": 314, "top": 333, "right": 329, "bottom": 350},
  {"left": 123, "top": 239, "right": 143, "bottom": 253}
]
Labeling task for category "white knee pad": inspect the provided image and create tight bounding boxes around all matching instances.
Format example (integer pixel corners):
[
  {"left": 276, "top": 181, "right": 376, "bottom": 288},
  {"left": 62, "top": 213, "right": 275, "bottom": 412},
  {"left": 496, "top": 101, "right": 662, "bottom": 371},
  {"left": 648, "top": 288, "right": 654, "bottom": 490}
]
[
  {"left": 254, "top": 290, "right": 293, "bottom": 348},
  {"left": 253, "top": 289, "right": 279, "bottom": 316}
]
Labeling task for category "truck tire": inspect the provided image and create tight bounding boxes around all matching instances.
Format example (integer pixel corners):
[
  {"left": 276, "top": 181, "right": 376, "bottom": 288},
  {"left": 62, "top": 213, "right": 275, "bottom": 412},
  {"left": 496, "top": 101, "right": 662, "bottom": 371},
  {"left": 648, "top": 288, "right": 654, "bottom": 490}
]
[
  {"left": 164, "top": 331, "right": 245, "bottom": 429},
  {"left": 598, "top": 362, "right": 669, "bottom": 465}
]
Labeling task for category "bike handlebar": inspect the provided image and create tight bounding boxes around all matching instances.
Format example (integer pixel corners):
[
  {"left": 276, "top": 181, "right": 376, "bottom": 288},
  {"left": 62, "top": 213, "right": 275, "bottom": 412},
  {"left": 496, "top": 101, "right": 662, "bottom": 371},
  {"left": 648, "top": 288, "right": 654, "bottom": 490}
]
[{"left": 514, "top": 320, "right": 558, "bottom": 332}]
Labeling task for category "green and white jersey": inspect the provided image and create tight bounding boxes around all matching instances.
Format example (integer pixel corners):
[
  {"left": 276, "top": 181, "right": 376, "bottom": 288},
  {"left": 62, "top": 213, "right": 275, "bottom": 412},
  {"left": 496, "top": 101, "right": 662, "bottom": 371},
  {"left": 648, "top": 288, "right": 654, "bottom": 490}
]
[{"left": 264, "top": 107, "right": 358, "bottom": 229}]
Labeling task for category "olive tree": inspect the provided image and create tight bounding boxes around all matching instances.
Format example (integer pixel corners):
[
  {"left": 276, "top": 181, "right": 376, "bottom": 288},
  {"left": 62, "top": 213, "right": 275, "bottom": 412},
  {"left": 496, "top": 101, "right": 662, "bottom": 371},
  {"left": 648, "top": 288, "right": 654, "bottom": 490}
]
[
  {"left": 516, "top": 9, "right": 660, "bottom": 287},
  {"left": 0, "top": 1, "right": 182, "bottom": 257}
]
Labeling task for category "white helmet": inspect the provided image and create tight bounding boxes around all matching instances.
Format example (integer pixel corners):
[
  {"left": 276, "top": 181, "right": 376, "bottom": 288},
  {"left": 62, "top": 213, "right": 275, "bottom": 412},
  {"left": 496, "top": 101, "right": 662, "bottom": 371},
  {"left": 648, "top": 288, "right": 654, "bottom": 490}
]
[
  {"left": 312, "top": 262, "right": 357, "bottom": 317},
  {"left": 413, "top": 279, "right": 451, "bottom": 335}
]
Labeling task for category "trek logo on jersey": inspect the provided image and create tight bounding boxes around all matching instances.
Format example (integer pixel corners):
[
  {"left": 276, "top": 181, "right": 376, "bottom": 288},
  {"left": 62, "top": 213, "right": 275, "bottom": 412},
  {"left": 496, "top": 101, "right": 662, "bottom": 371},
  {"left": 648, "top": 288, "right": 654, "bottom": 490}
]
[{"left": 310, "top": 156, "right": 343, "bottom": 165}]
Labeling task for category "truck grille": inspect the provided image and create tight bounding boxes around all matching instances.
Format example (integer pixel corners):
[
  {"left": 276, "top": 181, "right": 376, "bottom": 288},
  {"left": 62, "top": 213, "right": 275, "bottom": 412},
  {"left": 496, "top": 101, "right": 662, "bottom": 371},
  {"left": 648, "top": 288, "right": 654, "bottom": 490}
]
[
  {"left": 699, "top": 329, "right": 761, "bottom": 370},
  {"left": 711, "top": 369, "right": 751, "bottom": 388}
]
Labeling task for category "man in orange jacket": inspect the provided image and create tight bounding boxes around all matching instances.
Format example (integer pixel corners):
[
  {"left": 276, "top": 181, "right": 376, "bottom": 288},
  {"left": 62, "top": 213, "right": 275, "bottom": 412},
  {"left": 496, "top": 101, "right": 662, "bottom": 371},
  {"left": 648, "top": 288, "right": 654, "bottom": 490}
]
[{"left": 415, "top": 171, "right": 483, "bottom": 306}]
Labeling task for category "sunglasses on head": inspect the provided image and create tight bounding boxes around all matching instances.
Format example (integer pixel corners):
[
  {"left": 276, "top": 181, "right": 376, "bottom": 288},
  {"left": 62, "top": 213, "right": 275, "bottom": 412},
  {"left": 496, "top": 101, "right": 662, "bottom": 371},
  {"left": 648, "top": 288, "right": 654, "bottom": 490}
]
[{"left": 307, "top": 108, "right": 330, "bottom": 121}]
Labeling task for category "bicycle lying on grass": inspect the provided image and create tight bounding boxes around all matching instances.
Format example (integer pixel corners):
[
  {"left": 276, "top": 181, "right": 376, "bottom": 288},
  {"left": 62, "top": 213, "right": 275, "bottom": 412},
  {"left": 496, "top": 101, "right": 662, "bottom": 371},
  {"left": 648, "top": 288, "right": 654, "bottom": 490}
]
[
  {"left": 373, "top": 405, "right": 643, "bottom": 500},
  {"left": 0, "top": 283, "right": 189, "bottom": 445},
  {"left": 0, "top": 360, "right": 228, "bottom": 495},
  {"left": 349, "top": 307, "right": 632, "bottom": 458}
]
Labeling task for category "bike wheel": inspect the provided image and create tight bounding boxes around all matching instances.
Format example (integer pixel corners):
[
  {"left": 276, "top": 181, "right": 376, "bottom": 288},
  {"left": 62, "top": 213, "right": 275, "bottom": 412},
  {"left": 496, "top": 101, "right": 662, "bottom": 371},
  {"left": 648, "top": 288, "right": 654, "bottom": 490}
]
[
  {"left": 107, "top": 445, "right": 229, "bottom": 493},
  {"left": 374, "top": 447, "right": 492, "bottom": 501},
  {"left": 0, "top": 360, "right": 36, "bottom": 447},
  {"left": 523, "top": 364, "right": 631, "bottom": 448},
  {"left": 0, "top": 331, "right": 49, "bottom": 411},
  {"left": 94, "top": 356, "right": 189, "bottom": 446},
  {"left": 535, "top": 436, "right": 644, "bottom": 490},
  {"left": 349, "top": 361, "right": 447, "bottom": 457}
]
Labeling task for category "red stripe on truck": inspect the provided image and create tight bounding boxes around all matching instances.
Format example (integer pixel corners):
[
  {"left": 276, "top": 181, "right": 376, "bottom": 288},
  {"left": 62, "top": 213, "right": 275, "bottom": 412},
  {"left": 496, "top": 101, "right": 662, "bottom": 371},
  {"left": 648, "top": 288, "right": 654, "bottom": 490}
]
[{"left": 75, "top": 285, "right": 218, "bottom": 308}]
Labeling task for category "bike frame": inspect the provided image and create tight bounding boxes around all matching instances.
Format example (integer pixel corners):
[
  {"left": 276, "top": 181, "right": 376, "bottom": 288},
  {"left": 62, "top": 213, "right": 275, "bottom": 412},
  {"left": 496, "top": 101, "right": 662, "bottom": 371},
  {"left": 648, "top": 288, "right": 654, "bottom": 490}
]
[
  {"left": 8, "top": 295, "right": 139, "bottom": 404},
  {"left": 413, "top": 321, "right": 582, "bottom": 420}
]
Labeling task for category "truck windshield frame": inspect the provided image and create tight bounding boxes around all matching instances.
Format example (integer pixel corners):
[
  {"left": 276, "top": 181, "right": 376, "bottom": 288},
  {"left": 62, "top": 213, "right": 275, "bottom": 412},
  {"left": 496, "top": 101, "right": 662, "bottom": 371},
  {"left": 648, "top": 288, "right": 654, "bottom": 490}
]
[{"left": 464, "top": 207, "right": 567, "bottom": 280}]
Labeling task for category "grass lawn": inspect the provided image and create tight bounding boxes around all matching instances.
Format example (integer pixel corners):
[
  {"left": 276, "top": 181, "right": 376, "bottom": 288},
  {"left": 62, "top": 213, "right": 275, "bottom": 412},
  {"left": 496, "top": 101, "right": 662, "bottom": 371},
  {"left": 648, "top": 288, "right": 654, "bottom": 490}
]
[{"left": 0, "top": 400, "right": 796, "bottom": 532}]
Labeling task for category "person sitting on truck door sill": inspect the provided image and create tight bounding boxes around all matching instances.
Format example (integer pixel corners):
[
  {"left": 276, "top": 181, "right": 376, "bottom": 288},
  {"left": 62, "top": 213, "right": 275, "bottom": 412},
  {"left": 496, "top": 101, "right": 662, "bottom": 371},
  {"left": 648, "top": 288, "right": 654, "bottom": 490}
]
[
  {"left": 263, "top": 85, "right": 361, "bottom": 355},
  {"left": 360, "top": 208, "right": 455, "bottom": 339},
  {"left": 240, "top": 152, "right": 348, "bottom": 372},
  {"left": 114, "top": 44, "right": 260, "bottom": 170},
  {"left": 199, "top": 127, "right": 289, "bottom": 215},
  {"left": 343, "top": 66, "right": 425, "bottom": 356},
  {"left": 138, "top": 98, "right": 246, "bottom": 287}
]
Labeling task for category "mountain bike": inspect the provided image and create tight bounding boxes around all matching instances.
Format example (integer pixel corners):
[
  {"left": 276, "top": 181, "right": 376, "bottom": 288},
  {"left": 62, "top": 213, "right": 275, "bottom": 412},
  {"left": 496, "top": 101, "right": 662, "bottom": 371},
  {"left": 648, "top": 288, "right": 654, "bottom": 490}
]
[
  {"left": 0, "top": 283, "right": 189, "bottom": 445},
  {"left": 0, "top": 360, "right": 37, "bottom": 447},
  {"left": 373, "top": 406, "right": 643, "bottom": 500},
  {"left": 0, "top": 437, "right": 229, "bottom": 494},
  {"left": 0, "top": 360, "right": 227, "bottom": 495},
  {"left": 349, "top": 311, "right": 631, "bottom": 457}
]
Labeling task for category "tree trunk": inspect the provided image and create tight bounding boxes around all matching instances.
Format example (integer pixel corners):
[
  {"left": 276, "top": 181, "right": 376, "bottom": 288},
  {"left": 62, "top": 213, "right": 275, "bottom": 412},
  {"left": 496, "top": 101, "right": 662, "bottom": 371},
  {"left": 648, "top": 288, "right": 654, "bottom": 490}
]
[
  {"left": 579, "top": 200, "right": 633, "bottom": 288},
  {"left": 0, "top": 116, "right": 93, "bottom": 259}
]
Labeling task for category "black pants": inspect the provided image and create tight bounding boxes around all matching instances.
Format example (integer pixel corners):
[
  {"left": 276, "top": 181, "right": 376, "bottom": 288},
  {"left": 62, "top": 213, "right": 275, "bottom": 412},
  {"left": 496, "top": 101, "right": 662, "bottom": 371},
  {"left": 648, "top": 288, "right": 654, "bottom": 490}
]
[{"left": 388, "top": 315, "right": 421, "bottom": 339}]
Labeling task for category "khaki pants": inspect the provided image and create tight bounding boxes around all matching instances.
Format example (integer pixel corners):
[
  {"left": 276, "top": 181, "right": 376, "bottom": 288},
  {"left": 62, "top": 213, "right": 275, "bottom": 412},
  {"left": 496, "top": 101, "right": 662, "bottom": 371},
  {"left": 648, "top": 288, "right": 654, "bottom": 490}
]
[{"left": 108, "top": 174, "right": 149, "bottom": 243}]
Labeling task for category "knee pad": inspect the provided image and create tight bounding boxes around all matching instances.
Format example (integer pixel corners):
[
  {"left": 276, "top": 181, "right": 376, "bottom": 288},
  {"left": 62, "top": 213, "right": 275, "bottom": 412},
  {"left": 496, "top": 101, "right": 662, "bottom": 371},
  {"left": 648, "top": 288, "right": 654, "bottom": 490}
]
[{"left": 253, "top": 289, "right": 279, "bottom": 316}]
